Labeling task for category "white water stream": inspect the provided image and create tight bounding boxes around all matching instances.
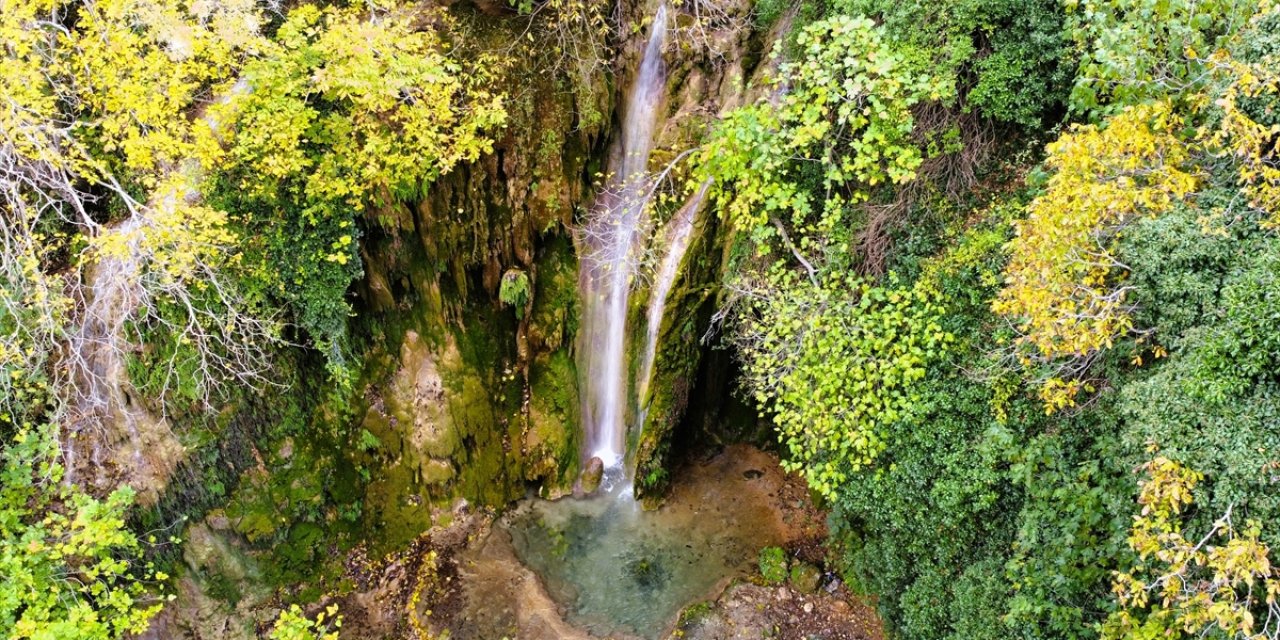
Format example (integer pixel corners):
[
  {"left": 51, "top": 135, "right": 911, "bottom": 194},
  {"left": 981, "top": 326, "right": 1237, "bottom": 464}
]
[
  {"left": 578, "top": 5, "right": 670, "bottom": 476},
  {"left": 634, "top": 180, "right": 710, "bottom": 409}
]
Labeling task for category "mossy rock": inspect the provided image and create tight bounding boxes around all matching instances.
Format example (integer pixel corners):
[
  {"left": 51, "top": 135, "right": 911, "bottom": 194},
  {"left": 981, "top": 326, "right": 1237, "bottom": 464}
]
[
  {"left": 527, "top": 350, "right": 579, "bottom": 484},
  {"left": 789, "top": 562, "right": 822, "bottom": 594},
  {"left": 421, "top": 458, "right": 456, "bottom": 485}
]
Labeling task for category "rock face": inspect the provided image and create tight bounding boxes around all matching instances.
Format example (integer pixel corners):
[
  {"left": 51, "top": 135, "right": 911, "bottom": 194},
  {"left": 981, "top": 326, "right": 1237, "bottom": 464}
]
[
  {"left": 347, "top": 0, "right": 775, "bottom": 518},
  {"left": 64, "top": 217, "right": 186, "bottom": 505},
  {"left": 145, "top": 5, "right": 799, "bottom": 637},
  {"left": 580, "top": 456, "right": 605, "bottom": 494},
  {"left": 345, "top": 7, "right": 610, "bottom": 539}
]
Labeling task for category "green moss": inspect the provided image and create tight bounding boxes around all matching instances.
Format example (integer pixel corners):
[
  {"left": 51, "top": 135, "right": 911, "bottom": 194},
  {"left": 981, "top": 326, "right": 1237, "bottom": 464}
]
[
  {"left": 528, "top": 350, "right": 580, "bottom": 484},
  {"left": 528, "top": 235, "right": 580, "bottom": 352},
  {"left": 678, "top": 600, "right": 714, "bottom": 627},
  {"left": 634, "top": 210, "right": 721, "bottom": 500},
  {"left": 758, "top": 546, "right": 789, "bottom": 585}
]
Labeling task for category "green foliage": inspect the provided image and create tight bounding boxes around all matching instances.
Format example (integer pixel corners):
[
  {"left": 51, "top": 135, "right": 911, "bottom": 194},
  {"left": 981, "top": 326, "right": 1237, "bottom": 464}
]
[
  {"left": 1003, "top": 428, "right": 1132, "bottom": 638},
  {"left": 357, "top": 428, "right": 382, "bottom": 453},
  {"left": 737, "top": 273, "right": 952, "bottom": 499},
  {"left": 752, "top": 0, "right": 791, "bottom": 27},
  {"left": 0, "top": 426, "right": 164, "bottom": 639},
  {"left": 833, "top": 375, "right": 1019, "bottom": 639},
  {"left": 678, "top": 600, "right": 714, "bottom": 626},
  {"left": 1116, "top": 203, "right": 1280, "bottom": 531},
  {"left": 836, "top": 0, "right": 1072, "bottom": 127},
  {"left": 269, "top": 604, "right": 341, "bottom": 640},
  {"left": 758, "top": 546, "right": 788, "bottom": 585},
  {"left": 210, "top": 3, "right": 507, "bottom": 377},
  {"left": 702, "top": 14, "right": 957, "bottom": 500},
  {"left": 821, "top": 198, "right": 1139, "bottom": 640},
  {"left": 1066, "top": 0, "right": 1256, "bottom": 114},
  {"left": 698, "top": 15, "right": 949, "bottom": 238},
  {"left": 1101, "top": 457, "right": 1280, "bottom": 640},
  {"left": 499, "top": 269, "right": 532, "bottom": 317}
]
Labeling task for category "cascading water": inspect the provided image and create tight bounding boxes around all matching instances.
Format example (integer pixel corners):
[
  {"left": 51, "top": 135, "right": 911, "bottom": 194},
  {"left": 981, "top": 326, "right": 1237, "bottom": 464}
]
[
  {"left": 634, "top": 180, "right": 710, "bottom": 410},
  {"left": 578, "top": 4, "right": 670, "bottom": 478},
  {"left": 63, "top": 82, "right": 247, "bottom": 492}
]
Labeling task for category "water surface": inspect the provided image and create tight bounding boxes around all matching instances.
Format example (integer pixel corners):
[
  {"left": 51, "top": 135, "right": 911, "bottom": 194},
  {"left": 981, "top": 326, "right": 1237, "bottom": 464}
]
[{"left": 500, "top": 447, "right": 793, "bottom": 638}]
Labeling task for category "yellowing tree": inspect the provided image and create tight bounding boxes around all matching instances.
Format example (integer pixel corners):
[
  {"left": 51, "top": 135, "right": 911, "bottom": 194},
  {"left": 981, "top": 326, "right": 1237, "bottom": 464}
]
[
  {"left": 993, "top": 102, "right": 1196, "bottom": 411},
  {"left": 206, "top": 3, "right": 507, "bottom": 372},
  {"left": 1205, "top": 44, "right": 1280, "bottom": 227},
  {"left": 1, "top": 1, "right": 506, "bottom": 634},
  {"left": 1104, "top": 456, "right": 1280, "bottom": 640}
]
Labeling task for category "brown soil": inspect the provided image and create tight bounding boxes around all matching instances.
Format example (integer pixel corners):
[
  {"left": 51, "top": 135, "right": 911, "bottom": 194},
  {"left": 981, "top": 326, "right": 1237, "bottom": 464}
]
[{"left": 674, "top": 581, "right": 884, "bottom": 640}]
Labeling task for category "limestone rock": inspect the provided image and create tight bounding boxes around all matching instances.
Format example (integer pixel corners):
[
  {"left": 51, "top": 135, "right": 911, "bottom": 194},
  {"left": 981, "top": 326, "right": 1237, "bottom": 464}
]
[{"left": 580, "top": 456, "right": 605, "bottom": 494}]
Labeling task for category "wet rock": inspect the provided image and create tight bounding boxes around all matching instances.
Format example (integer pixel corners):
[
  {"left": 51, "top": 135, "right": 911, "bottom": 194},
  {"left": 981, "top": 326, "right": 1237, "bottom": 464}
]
[
  {"left": 789, "top": 562, "right": 822, "bottom": 594},
  {"left": 580, "top": 456, "right": 605, "bottom": 494}
]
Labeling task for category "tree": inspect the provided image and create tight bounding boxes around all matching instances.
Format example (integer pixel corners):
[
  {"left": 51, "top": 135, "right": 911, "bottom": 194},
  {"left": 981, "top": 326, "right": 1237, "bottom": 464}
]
[
  {"left": 731, "top": 272, "right": 951, "bottom": 498},
  {"left": 0, "top": 426, "right": 164, "bottom": 639},
  {"left": 697, "top": 16, "right": 954, "bottom": 498},
  {"left": 992, "top": 102, "right": 1196, "bottom": 411},
  {"left": 1104, "top": 456, "right": 1280, "bottom": 640},
  {"left": 1, "top": 0, "right": 507, "bottom": 632},
  {"left": 1066, "top": 0, "right": 1257, "bottom": 114},
  {"left": 206, "top": 2, "right": 507, "bottom": 376},
  {"left": 698, "top": 15, "right": 949, "bottom": 242}
]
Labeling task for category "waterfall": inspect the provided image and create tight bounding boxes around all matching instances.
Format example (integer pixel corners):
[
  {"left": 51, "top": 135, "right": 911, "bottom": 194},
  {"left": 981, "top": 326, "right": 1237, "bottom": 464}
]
[
  {"left": 62, "top": 80, "right": 249, "bottom": 493},
  {"left": 578, "top": 5, "right": 670, "bottom": 475},
  {"left": 634, "top": 180, "right": 710, "bottom": 410},
  {"left": 65, "top": 215, "right": 148, "bottom": 482}
]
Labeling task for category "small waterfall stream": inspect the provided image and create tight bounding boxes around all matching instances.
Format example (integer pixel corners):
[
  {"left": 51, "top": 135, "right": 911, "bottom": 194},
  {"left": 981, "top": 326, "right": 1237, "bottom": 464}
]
[
  {"left": 634, "top": 180, "right": 710, "bottom": 410},
  {"left": 505, "top": 10, "right": 780, "bottom": 637},
  {"left": 578, "top": 5, "right": 670, "bottom": 476},
  {"left": 66, "top": 215, "right": 148, "bottom": 480}
]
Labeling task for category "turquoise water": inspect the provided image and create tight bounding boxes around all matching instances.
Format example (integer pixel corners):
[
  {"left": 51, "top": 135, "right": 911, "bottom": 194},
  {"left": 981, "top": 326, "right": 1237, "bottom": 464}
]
[{"left": 503, "top": 459, "right": 783, "bottom": 638}]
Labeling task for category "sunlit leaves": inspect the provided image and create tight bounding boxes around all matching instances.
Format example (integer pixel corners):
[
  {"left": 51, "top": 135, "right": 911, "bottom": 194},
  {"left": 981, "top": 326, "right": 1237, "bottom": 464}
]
[
  {"left": 1203, "top": 23, "right": 1280, "bottom": 226},
  {"left": 993, "top": 102, "right": 1196, "bottom": 411},
  {"left": 1103, "top": 457, "right": 1280, "bottom": 640},
  {"left": 210, "top": 4, "right": 507, "bottom": 370},
  {"left": 0, "top": 427, "right": 163, "bottom": 639},
  {"left": 268, "top": 604, "right": 341, "bottom": 640},
  {"left": 697, "top": 15, "right": 949, "bottom": 237},
  {"left": 216, "top": 4, "right": 507, "bottom": 212},
  {"left": 701, "top": 15, "right": 955, "bottom": 499},
  {"left": 1067, "top": 0, "right": 1256, "bottom": 114},
  {"left": 736, "top": 272, "right": 952, "bottom": 499}
]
